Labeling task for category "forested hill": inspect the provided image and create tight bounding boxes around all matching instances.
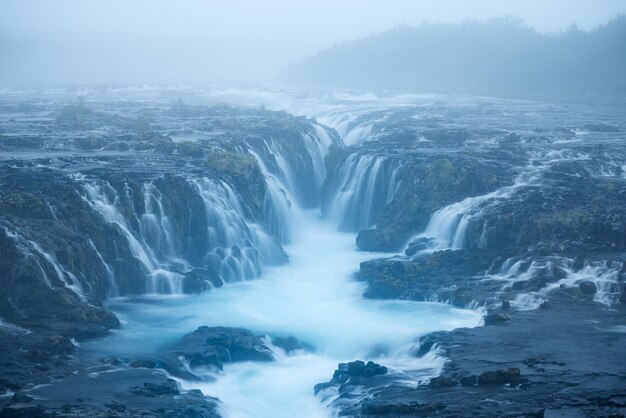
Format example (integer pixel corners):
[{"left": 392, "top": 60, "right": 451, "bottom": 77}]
[{"left": 286, "top": 16, "right": 626, "bottom": 102}]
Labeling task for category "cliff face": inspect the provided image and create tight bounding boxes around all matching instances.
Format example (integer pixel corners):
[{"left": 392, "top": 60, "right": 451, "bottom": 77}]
[{"left": 0, "top": 100, "right": 341, "bottom": 343}]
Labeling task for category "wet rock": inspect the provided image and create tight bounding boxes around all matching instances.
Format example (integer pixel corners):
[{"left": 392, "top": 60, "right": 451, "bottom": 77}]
[
  {"left": 0, "top": 403, "right": 44, "bottom": 418},
  {"left": 182, "top": 268, "right": 223, "bottom": 294},
  {"left": 131, "top": 379, "right": 180, "bottom": 397},
  {"left": 405, "top": 237, "right": 435, "bottom": 256},
  {"left": 579, "top": 280, "right": 598, "bottom": 295},
  {"left": 484, "top": 313, "right": 511, "bottom": 325},
  {"left": 104, "top": 401, "right": 126, "bottom": 412},
  {"left": 429, "top": 376, "right": 457, "bottom": 387},
  {"left": 459, "top": 375, "right": 478, "bottom": 386},
  {"left": 315, "top": 360, "right": 388, "bottom": 395},
  {"left": 174, "top": 326, "right": 273, "bottom": 370},
  {"left": 129, "top": 358, "right": 157, "bottom": 369},
  {"left": 271, "top": 336, "right": 310, "bottom": 353},
  {"left": 8, "top": 394, "right": 32, "bottom": 404},
  {"left": 361, "top": 401, "right": 447, "bottom": 415}
]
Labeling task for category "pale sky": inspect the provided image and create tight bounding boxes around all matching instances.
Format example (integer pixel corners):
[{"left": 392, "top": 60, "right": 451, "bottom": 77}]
[{"left": 1, "top": 0, "right": 625, "bottom": 85}]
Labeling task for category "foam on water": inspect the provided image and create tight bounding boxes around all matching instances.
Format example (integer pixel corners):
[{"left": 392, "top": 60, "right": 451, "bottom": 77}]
[{"left": 86, "top": 212, "right": 483, "bottom": 418}]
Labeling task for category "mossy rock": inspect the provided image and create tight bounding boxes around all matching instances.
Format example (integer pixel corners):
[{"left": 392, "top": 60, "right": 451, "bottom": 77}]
[
  {"left": 206, "top": 152, "right": 266, "bottom": 218},
  {"left": 176, "top": 141, "right": 203, "bottom": 158},
  {"left": 52, "top": 101, "right": 93, "bottom": 122}
]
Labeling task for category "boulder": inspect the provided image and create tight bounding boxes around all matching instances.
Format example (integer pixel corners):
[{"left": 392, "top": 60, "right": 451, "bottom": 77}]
[
  {"left": 174, "top": 326, "right": 273, "bottom": 370},
  {"left": 578, "top": 281, "right": 597, "bottom": 295},
  {"left": 484, "top": 313, "right": 511, "bottom": 325}
]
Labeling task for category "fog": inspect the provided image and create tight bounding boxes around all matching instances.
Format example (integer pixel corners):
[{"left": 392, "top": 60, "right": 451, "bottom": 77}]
[{"left": 1, "top": 0, "right": 625, "bottom": 86}]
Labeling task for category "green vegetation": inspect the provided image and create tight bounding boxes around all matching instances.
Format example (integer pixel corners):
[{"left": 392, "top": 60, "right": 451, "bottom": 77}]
[
  {"left": 206, "top": 152, "right": 266, "bottom": 217},
  {"left": 52, "top": 98, "right": 93, "bottom": 122},
  {"left": 176, "top": 141, "right": 203, "bottom": 158},
  {"left": 289, "top": 16, "right": 626, "bottom": 102}
]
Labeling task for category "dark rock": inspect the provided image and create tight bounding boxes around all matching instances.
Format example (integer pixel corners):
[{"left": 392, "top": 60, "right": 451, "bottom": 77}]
[
  {"left": 104, "top": 401, "right": 126, "bottom": 412},
  {"left": 459, "top": 375, "right": 478, "bottom": 386},
  {"left": 478, "top": 370, "right": 498, "bottom": 385},
  {"left": 173, "top": 326, "right": 273, "bottom": 370},
  {"left": 484, "top": 313, "right": 511, "bottom": 325},
  {"left": 182, "top": 268, "right": 223, "bottom": 294},
  {"left": 9, "top": 394, "right": 32, "bottom": 404},
  {"left": 429, "top": 376, "right": 457, "bottom": 387},
  {"left": 361, "top": 401, "right": 447, "bottom": 415},
  {"left": 129, "top": 358, "right": 157, "bottom": 369},
  {"left": 0, "top": 403, "right": 44, "bottom": 418},
  {"left": 579, "top": 280, "right": 598, "bottom": 295},
  {"left": 271, "top": 336, "right": 310, "bottom": 353},
  {"left": 347, "top": 360, "right": 366, "bottom": 376},
  {"left": 131, "top": 379, "right": 180, "bottom": 397}
]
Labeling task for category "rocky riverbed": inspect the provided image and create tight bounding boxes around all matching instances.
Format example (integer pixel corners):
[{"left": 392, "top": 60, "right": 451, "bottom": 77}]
[{"left": 0, "top": 88, "right": 625, "bottom": 417}]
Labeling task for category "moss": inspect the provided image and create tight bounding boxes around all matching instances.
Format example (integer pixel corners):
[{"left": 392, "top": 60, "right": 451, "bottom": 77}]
[
  {"left": 0, "top": 191, "right": 51, "bottom": 219},
  {"left": 52, "top": 99, "right": 93, "bottom": 122},
  {"left": 206, "top": 152, "right": 266, "bottom": 218},
  {"left": 429, "top": 158, "right": 456, "bottom": 177},
  {"left": 112, "top": 116, "right": 152, "bottom": 133},
  {"left": 207, "top": 152, "right": 257, "bottom": 175},
  {"left": 176, "top": 141, "right": 203, "bottom": 158},
  {"left": 153, "top": 138, "right": 176, "bottom": 153}
]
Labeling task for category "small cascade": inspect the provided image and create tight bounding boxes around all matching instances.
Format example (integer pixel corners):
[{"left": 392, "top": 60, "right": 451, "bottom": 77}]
[
  {"left": 243, "top": 123, "right": 339, "bottom": 211},
  {"left": 82, "top": 182, "right": 160, "bottom": 274},
  {"left": 81, "top": 175, "right": 288, "bottom": 295},
  {"left": 307, "top": 124, "right": 335, "bottom": 187},
  {"left": 191, "top": 177, "right": 284, "bottom": 282},
  {"left": 405, "top": 149, "right": 591, "bottom": 255},
  {"left": 141, "top": 183, "right": 178, "bottom": 261},
  {"left": 83, "top": 181, "right": 182, "bottom": 294},
  {"left": 88, "top": 239, "right": 119, "bottom": 297},
  {"left": 249, "top": 148, "right": 296, "bottom": 242},
  {"left": 1, "top": 225, "right": 86, "bottom": 299},
  {"left": 323, "top": 154, "right": 401, "bottom": 231},
  {"left": 541, "top": 260, "right": 624, "bottom": 307},
  {"left": 482, "top": 257, "right": 624, "bottom": 310}
]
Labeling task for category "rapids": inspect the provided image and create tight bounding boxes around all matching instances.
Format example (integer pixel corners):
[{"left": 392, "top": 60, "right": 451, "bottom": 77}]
[{"left": 81, "top": 209, "right": 483, "bottom": 418}]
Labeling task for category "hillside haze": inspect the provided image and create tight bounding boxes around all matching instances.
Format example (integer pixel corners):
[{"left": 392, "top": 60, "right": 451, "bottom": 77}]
[{"left": 287, "top": 16, "right": 626, "bottom": 101}]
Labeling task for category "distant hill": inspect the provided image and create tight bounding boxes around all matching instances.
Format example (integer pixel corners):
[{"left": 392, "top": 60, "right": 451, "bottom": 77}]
[{"left": 286, "top": 16, "right": 626, "bottom": 102}]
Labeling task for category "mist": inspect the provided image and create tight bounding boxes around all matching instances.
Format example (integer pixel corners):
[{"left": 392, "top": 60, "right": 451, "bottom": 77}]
[{"left": 1, "top": 0, "right": 625, "bottom": 86}]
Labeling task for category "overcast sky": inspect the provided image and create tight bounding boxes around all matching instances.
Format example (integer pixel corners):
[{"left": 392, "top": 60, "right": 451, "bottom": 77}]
[{"left": 1, "top": 0, "right": 625, "bottom": 86}]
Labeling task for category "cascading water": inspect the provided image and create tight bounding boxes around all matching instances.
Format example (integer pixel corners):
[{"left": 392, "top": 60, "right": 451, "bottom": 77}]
[
  {"left": 0, "top": 224, "right": 86, "bottom": 299},
  {"left": 405, "top": 149, "right": 592, "bottom": 254},
  {"left": 81, "top": 176, "right": 287, "bottom": 295},
  {"left": 82, "top": 214, "right": 483, "bottom": 418},
  {"left": 66, "top": 115, "right": 487, "bottom": 418},
  {"left": 323, "top": 154, "right": 402, "bottom": 231}
]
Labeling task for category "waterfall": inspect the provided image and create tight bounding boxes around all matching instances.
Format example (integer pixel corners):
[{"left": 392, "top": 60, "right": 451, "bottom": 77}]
[
  {"left": 307, "top": 124, "right": 335, "bottom": 187},
  {"left": 1, "top": 225, "right": 86, "bottom": 299},
  {"left": 191, "top": 177, "right": 285, "bottom": 282},
  {"left": 81, "top": 175, "right": 288, "bottom": 295},
  {"left": 141, "top": 183, "right": 178, "bottom": 261},
  {"left": 88, "top": 238, "right": 119, "bottom": 297},
  {"left": 323, "top": 154, "right": 401, "bottom": 231},
  {"left": 405, "top": 149, "right": 591, "bottom": 254},
  {"left": 248, "top": 147, "right": 296, "bottom": 242},
  {"left": 82, "top": 182, "right": 160, "bottom": 274}
]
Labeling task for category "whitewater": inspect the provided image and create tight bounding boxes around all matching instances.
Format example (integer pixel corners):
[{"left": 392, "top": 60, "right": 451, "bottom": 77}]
[{"left": 81, "top": 207, "right": 483, "bottom": 418}]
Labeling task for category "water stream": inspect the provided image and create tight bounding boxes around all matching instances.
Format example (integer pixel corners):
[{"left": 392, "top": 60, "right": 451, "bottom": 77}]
[{"left": 82, "top": 210, "right": 483, "bottom": 417}]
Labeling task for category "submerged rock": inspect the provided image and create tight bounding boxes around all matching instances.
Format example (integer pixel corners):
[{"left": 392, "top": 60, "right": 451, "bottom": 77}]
[
  {"left": 173, "top": 326, "right": 274, "bottom": 370},
  {"left": 314, "top": 360, "right": 388, "bottom": 395}
]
